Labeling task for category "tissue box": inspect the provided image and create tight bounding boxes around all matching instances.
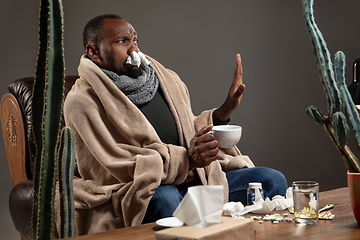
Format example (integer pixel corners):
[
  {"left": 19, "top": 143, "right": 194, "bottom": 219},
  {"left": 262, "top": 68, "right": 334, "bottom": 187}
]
[{"left": 155, "top": 217, "right": 254, "bottom": 240}]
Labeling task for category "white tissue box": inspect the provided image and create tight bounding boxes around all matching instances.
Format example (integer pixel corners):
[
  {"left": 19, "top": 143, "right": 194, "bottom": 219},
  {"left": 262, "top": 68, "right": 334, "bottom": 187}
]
[{"left": 155, "top": 217, "right": 254, "bottom": 240}]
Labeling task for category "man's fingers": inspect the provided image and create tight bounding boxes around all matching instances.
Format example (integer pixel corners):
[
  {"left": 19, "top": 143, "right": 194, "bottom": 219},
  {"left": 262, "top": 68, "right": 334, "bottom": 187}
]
[
  {"left": 194, "top": 153, "right": 219, "bottom": 168},
  {"left": 204, "top": 148, "right": 219, "bottom": 159},
  {"left": 233, "top": 54, "right": 243, "bottom": 82},
  {"left": 196, "top": 138, "right": 218, "bottom": 152},
  {"left": 189, "top": 128, "right": 219, "bottom": 168},
  {"left": 196, "top": 124, "right": 213, "bottom": 137},
  {"left": 234, "top": 84, "right": 246, "bottom": 98}
]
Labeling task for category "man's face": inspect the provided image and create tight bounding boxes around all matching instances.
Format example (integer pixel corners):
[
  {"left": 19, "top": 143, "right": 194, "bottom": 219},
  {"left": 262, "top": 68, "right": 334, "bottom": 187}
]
[{"left": 89, "top": 18, "right": 142, "bottom": 78}]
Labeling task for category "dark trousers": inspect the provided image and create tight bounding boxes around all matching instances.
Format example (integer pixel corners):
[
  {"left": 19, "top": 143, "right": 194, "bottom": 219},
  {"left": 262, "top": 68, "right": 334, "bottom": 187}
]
[{"left": 142, "top": 166, "right": 288, "bottom": 224}]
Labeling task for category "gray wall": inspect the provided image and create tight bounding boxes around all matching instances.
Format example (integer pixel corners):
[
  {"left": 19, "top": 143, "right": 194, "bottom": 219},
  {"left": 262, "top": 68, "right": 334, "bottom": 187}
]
[{"left": 1, "top": 0, "right": 359, "bottom": 237}]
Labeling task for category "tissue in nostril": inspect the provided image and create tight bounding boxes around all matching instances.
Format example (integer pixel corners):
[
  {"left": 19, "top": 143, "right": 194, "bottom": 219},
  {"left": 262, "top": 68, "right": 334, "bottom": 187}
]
[
  {"left": 138, "top": 51, "right": 151, "bottom": 65},
  {"left": 126, "top": 51, "right": 151, "bottom": 67},
  {"left": 126, "top": 51, "right": 141, "bottom": 67}
]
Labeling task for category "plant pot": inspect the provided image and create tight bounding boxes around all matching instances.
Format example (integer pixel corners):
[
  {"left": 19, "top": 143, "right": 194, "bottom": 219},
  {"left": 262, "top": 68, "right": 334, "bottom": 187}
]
[{"left": 347, "top": 171, "right": 360, "bottom": 227}]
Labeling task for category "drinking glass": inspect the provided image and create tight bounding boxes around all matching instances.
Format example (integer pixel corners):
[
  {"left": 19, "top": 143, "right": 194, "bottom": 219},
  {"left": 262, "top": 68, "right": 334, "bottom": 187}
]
[{"left": 292, "top": 181, "right": 319, "bottom": 225}]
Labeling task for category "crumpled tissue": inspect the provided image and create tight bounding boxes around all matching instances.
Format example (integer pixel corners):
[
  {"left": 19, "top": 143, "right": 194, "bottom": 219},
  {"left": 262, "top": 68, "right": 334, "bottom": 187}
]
[
  {"left": 223, "top": 187, "right": 293, "bottom": 217},
  {"left": 126, "top": 51, "right": 151, "bottom": 67},
  {"left": 173, "top": 185, "right": 224, "bottom": 228}
]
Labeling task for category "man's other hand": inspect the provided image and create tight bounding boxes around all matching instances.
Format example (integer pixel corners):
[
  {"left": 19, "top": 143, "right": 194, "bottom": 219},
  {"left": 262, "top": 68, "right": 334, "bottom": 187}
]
[
  {"left": 216, "top": 53, "right": 245, "bottom": 122},
  {"left": 188, "top": 125, "right": 219, "bottom": 169}
]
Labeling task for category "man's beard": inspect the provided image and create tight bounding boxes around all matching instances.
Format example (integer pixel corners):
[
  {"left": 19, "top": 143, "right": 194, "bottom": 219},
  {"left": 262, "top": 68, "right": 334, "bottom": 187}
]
[{"left": 107, "top": 55, "right": 143, "bottom": 79}]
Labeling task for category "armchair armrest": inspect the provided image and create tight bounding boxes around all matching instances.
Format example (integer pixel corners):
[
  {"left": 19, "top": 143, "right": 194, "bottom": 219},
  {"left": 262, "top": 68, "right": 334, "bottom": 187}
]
[
  {"left": 1, "top": 92, "right": 28, "bottom": 186},
  {"left": 9, "top": 180, "right": 34, "bottom": 240}
]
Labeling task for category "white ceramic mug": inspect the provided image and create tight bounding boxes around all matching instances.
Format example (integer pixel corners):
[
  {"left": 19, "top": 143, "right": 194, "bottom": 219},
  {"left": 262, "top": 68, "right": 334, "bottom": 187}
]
[{"left": 209, "top": 125, "right": 242, "bottom": 148}]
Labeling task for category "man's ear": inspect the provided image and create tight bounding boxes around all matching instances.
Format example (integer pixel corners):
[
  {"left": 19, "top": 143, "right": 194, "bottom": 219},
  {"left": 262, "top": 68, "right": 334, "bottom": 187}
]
[{"left": 86, "top": 44, "right": 99, "bottom": 60}]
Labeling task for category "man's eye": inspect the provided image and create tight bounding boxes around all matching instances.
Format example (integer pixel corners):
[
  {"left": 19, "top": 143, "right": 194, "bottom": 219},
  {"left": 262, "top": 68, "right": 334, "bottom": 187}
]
[
  {"left": 116, "top": 38, "right": 138, "bottom": 45},
  {"left": 117, "top": 38, "right": 128, "bottom": 43}
]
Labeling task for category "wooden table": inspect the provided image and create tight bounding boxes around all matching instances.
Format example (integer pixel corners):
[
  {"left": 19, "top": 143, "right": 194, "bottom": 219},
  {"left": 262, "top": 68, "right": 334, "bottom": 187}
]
[
  {"left": 247, "top": 187, "right": 360, "bottom": 239},
  {"left": 68, "top": 187, "right": 360, "bottom": 239}
]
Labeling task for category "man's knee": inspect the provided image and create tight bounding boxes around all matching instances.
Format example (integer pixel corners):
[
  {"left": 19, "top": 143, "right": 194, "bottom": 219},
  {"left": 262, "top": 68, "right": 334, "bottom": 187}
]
[
  {"left": 151, "top": 185, "right": 182, "bottom": 207},
  {"left": 229, "top": 167, "right": 288, "bottom": 198},
  {"left": 148, "top": 185, "right": 182, "bottom": 213},
  {"left": 257, "top": 167, "right": 288, "bottom": 198},
  {"left": 142, "top": 185, "right": 183, "bottom": 224}
]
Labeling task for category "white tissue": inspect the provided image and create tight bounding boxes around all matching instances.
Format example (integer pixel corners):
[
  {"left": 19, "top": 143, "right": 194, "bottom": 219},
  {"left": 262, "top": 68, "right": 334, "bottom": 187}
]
[
  {"left": 272, "top": 195, "right": 293, "bottom": 210},
  {"left": 224, "top": 201, "right": 261, "bottom": 217},
  {"left": 254, "top": 187, "right": 262, "bottom": 202},
  {"left": 223, "top": 187, "right": 294, "bottom": 216},
  {"left": 309, "top": 192, "right": 317, "bottom": 210},
  {"left": 126, "top": 51, "right": 151, "bottom": 67},
  {"left": 223, "top": 202, "right": 244, "bottom": 216},
  {"left": 286, "top": 186, "right": 293, "bottom": 199},
  {"left": 173, "top": 185, "right": 224, "bottom": 228},
  {"left": 138, "top": 51, "right": 151, "bottom": 65}
]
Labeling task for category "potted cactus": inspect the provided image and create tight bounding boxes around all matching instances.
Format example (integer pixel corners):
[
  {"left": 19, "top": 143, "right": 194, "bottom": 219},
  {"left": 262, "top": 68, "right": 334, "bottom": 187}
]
[
  {"left": 302, "top": 0, "right": 360, "bottom": 227},
  {"left": 31, "top": 0, "right": 76, "bottom": 239}
]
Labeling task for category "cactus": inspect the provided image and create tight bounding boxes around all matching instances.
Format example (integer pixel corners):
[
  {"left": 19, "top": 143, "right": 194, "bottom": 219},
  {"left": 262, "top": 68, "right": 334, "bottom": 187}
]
[
  {"left": 302, "top": 0, "right": 360, "bottom": 173},
  {"left": 32, "top": 0, "right": 76, "bottom": 239},
  {"left": 58, "top": 127, "right": 77, "bottom": 238}
]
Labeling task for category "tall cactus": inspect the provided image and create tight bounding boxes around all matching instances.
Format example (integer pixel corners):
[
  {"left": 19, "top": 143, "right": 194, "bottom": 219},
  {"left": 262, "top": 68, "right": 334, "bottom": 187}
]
[
  {"left": 302, "top": 0, "right": 360, "bottom": 173},
  {"left": 32, "top": 0, "right": 76, "bottom": 239}
]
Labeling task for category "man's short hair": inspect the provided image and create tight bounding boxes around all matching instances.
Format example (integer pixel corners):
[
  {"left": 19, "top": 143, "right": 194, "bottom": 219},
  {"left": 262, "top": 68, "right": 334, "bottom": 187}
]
[{"left": 83, "top": 14, "right": 123, "bottom": 49}]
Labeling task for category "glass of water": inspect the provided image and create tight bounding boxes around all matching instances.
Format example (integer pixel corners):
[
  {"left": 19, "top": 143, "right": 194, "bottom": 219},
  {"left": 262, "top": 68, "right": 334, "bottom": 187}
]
[{"left": 292, "top": 181, "right": 319, "bottom": 225}]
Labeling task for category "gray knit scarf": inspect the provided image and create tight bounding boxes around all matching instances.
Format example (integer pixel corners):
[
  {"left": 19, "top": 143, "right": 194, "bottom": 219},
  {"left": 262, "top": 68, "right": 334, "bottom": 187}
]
[{"left": 102, "top": 64, "right": 159, "bottom": 105}]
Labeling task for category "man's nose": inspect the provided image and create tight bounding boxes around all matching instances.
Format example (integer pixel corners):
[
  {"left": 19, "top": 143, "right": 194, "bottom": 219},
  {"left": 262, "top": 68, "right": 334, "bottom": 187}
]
[{"left": 128, "top": 42, "right": 139, "bottom": 54}]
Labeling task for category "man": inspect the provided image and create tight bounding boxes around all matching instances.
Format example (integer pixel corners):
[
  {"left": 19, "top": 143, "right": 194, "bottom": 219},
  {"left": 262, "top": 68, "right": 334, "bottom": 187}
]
[{"left": 64, "top": 14, "right": 287, "bottom": 235}]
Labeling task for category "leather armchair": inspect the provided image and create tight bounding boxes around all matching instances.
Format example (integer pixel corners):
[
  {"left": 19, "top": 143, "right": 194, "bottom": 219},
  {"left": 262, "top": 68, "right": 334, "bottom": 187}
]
[{"left": 1, "top": 76, "right": 78, "bottom": 240}]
